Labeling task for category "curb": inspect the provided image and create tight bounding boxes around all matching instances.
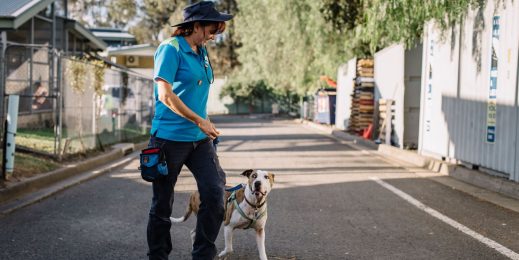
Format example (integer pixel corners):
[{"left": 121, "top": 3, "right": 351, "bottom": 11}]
[
  {"left": 377, "top": 144, "right": 519, "bottom": 201},
  {"left": 0, "top": 141, "right": 148, "bottom": 213},
  {"left": 298, "top": 119, "right": 519, "bottom": 204},
  {"left": 298, "top": 119, "right": 378, "bottom": 149}
]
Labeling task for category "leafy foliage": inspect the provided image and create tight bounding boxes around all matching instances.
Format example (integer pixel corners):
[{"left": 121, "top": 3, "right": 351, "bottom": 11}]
[
  {"left": 107, "top": 0, "right": 137, "bottom": 28},
  {"left": 320, "top": 0, "right": 362, "bottom": 32},
  {"left": 129, "top": 0, "right": 183, "bottom": 44},
  {"left": 326, "top": 0, "right": 487, "bottom": 54},
  {"left": 230, "top": 0, "right": 348, "bottom": 95},
  {"left": 206, "top": 0, "right": 240, "bottom": 76},
  {"left": 227, "top": 0, "right": 488, "bottom": 96},
  {"left": 65, "top": 57, "right": 87, "bottom": 93}
]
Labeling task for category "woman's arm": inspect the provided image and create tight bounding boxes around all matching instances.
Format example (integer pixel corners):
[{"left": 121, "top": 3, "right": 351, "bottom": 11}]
[{"left": 156, "top": 79, "right": 220, "bottom": 139}]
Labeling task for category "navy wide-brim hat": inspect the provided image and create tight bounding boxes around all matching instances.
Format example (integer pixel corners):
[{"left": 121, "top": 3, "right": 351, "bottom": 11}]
[{"left": 172, "top": 1, "right": 233, "bottom": 27}]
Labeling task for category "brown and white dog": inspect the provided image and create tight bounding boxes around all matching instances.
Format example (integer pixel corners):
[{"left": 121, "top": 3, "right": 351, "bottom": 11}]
[{"left": 170, "top": 169, "right": 275, "bottom": 260}]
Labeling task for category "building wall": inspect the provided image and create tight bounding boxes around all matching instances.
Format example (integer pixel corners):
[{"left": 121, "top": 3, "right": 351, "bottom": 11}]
[
  {"left": 114, "top": 56, "right": 153, "bottom": 69},
  {"left": 207, "top": 78, "right": 233, "bottom": 115}
]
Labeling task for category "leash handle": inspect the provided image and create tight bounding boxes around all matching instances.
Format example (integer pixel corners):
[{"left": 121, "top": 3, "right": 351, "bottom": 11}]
[{"left": 213, "top": 136, "right": 220, "bottom": 152}]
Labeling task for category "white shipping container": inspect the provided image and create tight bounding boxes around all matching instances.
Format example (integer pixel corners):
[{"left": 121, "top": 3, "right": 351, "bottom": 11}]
[
  {"left": 374, "top": 44, "right": 422, "bottom": 149},
  {"left": 335, "top": 58, "right": 356, "bottom": 130},
  {"left": 420, "top": 0, "right": 519, "bottom": 181},
  {"left": 419, "top": 22, "right": 461, "bottom": 159}
]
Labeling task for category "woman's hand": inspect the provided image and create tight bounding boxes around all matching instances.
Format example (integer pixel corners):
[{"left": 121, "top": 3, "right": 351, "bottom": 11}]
[{"left": 197, "top": 119, "right": 220, "bottom": 139}]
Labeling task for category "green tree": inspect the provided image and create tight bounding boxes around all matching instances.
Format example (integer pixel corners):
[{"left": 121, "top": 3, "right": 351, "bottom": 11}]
[
  {"left": 320, "top": 0, "right": 487, "bottom": 55},
  {"left": 230, "top": 0, "right": 348, "bottom": 95},
  {"left": 107, "top": 0, "right": 137, "bottom": 28},
  {"left": 129, "top": 0, "right": 184, "bottom": 44},
  {"left": 68, "top": 0, "right": 136, "bottom": 28},
  {"left": 207, "top": 0, "right": 240, "bottom": 76}
]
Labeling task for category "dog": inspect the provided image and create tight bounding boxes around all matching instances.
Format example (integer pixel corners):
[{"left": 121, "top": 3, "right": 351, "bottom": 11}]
[{"left": 170, "top": 169, "right": 275, "bottom": 260}]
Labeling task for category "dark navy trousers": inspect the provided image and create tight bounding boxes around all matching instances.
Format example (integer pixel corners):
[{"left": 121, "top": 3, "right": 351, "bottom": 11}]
[{"left": 147, "top": 136, "right": 226, "bottom": 260}]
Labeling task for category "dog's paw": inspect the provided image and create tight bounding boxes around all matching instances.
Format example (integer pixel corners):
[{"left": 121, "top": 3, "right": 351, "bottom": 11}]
[{"left": 218, "top": 250, "right": 232, "bottom": 259}]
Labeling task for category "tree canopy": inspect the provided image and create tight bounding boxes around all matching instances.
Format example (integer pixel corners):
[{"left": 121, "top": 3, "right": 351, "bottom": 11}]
[
  {"left": 230, "top": 0, "right": 349, "bottom": 95},
  {"left": 227, "top": 0, "right": 487, "bottom": 95},
  {"left": 68, "top": 0, "right": 488, "bottom": 97}
]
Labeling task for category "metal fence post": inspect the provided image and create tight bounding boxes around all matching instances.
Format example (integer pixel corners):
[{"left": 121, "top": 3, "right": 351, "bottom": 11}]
[
  {"left": 57, "top": 53, "right": 63, "bottom": 161},
  {"left": 0, "top": 37, "right": 6, "bottom": 180}
]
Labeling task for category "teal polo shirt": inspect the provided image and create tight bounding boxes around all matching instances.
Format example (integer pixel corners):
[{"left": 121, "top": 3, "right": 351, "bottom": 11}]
[{"left": 151, "top": 36, "right": 213, "bottom": 141}]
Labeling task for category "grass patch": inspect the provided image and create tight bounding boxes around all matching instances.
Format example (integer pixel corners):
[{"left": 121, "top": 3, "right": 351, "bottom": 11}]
[
  {"left": 17, "top": 128, "right": 55, "bottom": 139},
  {"left": 17, "top": 128, "right": 56, "bottom": 154},
  {"left": 16, "top": 127, "right": 149, "bottom": 155},
  {"left": 0, "top": 151, "right": 60, "bottom": 180},
  {"left": 14, "top": 152, "right": 60, "bottom": 176}
]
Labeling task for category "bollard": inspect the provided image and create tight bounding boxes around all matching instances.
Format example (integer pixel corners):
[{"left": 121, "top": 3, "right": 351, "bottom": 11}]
[{"left": 4, "top": 95, "right": 19, "bottom": 176}]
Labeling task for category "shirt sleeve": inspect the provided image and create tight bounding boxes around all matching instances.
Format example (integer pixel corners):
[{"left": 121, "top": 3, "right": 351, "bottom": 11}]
[{"left": 153, "top": 43, "right": 179, "bottom": 85}]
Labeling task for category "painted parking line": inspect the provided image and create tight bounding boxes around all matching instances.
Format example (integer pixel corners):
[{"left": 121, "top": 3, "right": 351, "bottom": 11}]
[{"left": 370, "top": 176, "right": 519, "bottom": 260}]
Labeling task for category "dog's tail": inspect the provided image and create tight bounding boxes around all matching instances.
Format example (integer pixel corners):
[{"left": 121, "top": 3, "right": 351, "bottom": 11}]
[{"left": 170, "top": 203, "right": 193, "bottom": 223}]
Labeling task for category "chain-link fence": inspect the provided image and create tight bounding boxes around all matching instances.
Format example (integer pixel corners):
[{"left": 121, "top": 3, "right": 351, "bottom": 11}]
[
  {"left": 61, "top": 57, "right": 154, "bottom": 155},
  {"left": 1, "top": 43, "right": 154, "bottom": 161}
]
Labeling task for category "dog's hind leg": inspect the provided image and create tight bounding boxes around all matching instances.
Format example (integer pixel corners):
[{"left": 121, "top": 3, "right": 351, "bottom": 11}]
[
  {"left": 218, "top": 225, "right": 234, "bottom": 258},
  {"left": 190, "top": 229, "right": 196, "bottom": 250},
  {"left": 256, "top": 228, "right": 267, "bottom": 260}
]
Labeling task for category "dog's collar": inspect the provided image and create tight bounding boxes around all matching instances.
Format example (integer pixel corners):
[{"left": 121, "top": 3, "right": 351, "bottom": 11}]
[
  {"left": 244, "top": 195, "right": 266, "bottom": 209},
  {"left": 228, "top": 190, "right": 267, "bottom": 229},
  {"left": 247, "top": 183, "right": 267, "bottom": 208}
]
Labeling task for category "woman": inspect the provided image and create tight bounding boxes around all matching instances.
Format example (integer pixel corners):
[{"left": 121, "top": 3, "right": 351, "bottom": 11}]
[{"left": 146, "top": 2, "right": 232, "bottom": 260}]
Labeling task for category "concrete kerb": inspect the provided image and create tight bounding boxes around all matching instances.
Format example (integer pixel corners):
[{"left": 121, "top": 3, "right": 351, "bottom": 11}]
[
  {"left": 377, "top": 144, "right": 519, "bottom": 202},
  {"left": 0, "top": 142, "right": 148, "bottom": 210},
  {"left": 297, "top": 119, "right": 519, "bottom": 207},
  {"left": 297, "top": 119, "right": 378, "bottom": 149}
]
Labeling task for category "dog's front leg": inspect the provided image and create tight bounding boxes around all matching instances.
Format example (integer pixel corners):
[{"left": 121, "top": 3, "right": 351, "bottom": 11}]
[
  {"left": 256, "top": 228, "right": 267, "bottom": 260},
  {"left": 218, "top": 225, "right": 234, "bottom": 258}
]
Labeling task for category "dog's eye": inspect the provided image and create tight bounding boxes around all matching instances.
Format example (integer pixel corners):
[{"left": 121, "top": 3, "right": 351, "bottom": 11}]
[
  {"left": 252, "top": 174, "right": 257, "bottom": 178},
  {"left": 264, "top": 175, "right": 269, "bottom": 179}
]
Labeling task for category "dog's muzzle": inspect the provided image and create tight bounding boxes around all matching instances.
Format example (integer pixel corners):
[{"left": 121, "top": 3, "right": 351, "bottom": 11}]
[{"left": 253, "top": 181, "right": 266, "bottom": 196}]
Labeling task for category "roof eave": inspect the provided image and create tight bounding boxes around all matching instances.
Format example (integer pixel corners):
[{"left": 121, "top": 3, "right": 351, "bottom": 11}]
[
  {"left": 0, "top": 0, "right": 56, "bottom": 29},
  {"left": 107, "top": 44, "right": 156, "bottom": 56},
  {"left": 65, "top": 20, "right": 108, "bottom": 51}
]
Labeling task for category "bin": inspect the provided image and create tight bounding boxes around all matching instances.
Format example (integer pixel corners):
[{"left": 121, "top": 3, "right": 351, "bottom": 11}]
[{"left": 314, "top": 88, "right": 336, "bottom": 125}]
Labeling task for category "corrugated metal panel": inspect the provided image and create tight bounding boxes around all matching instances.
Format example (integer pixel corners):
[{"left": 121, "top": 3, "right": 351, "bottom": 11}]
[
  {"left": 421, "top": 0, "right": 519, "bottom": 180},
  {"left": 335, "top": 58, "right": 356, "bottom": 130},
  {"left": 456, "top": 1, "right": 517, "bottom": 176}
]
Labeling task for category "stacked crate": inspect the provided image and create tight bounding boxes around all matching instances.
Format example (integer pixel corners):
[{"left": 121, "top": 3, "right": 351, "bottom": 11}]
[
  {"left": 347, "top": 59, "right": 375, "bottom": 135},
  {"left": 376, "top": 99, "right": 395, "bottom": 144}
]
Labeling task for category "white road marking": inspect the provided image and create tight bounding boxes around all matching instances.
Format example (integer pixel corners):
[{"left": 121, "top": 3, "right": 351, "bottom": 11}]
[{"left": 370, "top": 176, "right": 519, "bottom": 260}]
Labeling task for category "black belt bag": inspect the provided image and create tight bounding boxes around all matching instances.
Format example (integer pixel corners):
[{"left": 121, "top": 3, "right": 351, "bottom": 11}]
[{"left": 139, "top": 147, "right": 168, "bottom": 182}]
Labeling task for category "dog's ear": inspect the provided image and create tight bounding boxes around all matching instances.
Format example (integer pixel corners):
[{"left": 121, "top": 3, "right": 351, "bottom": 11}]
[
  {"left": 241, "top": 169, "right": 253, "bottom": 178},
  {"left": 268, "top": 172, "right": 275, "bottom": 185}
]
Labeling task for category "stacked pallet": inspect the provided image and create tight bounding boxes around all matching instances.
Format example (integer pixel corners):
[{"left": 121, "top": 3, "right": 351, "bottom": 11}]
[
  {"left": 347, "top": 59, "right": 375, "bottom": 135},
  {"left": 377, "top": 99, "right": 395, "bottom": 144}
]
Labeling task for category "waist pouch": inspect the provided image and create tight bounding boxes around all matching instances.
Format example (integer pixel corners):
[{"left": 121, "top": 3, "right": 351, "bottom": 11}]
[{"left": 139, "top": 147, "right": 168, "bottom": 182}]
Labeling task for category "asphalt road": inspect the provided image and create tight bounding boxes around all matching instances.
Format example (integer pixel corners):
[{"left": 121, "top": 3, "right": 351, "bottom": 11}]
[{"left": 1, "top": 115, "right": 519, "bottom": 260}]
